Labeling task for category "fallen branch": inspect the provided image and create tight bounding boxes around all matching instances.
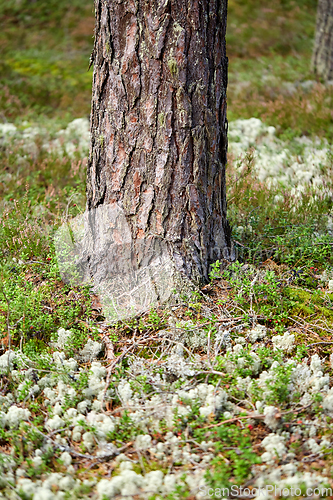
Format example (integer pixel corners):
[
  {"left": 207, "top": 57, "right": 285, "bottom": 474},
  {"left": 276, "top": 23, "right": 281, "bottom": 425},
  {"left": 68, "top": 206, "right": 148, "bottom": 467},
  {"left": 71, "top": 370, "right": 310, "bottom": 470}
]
[
  {"left": 27, "top": 420, "right": 131, "bottom": 461},
  {"left": 202, "top": 403, "right": 313, "bottom": 429},
  {"left": 306, "top": 341, "right": 333, "bottom": 347},
  {"left": 197, "top": 370, "right": 227, "bottom": 377}
]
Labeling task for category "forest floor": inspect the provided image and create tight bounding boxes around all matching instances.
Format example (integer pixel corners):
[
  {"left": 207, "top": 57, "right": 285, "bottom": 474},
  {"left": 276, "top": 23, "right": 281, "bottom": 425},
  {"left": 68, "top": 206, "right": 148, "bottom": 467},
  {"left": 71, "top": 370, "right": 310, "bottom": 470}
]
[{"left": 0, "top": 0, "right": 333, "bottom": 499}]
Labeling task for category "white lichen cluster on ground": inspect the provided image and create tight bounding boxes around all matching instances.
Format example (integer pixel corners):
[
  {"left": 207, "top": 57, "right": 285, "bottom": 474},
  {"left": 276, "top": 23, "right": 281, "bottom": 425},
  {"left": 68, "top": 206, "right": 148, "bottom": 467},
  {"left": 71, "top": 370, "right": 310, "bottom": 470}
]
[
  {"left": 228, "top": 118, "right": 332, "bottom": 199},
  {"left": 1, "top": 116, "right": 331, "bottom": 196},
  {"left": 233, "top": 119, "right": 331, "bottom": 196},
  {"left": 0, "top": 117, "right": 333, "bottom": 497},
  {"left": 0, "top": 319, "right": 330, "bottom": 499},
  {"left": 0, "top": 118, "right": 90, "bottom": 160}
]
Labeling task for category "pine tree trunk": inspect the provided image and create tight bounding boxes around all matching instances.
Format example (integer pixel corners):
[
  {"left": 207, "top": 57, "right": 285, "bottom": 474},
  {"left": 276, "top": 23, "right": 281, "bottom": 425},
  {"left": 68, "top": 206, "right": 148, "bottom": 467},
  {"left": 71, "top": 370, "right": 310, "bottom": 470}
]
[
  {"left": 86, "top": 0, "right": 232, "bottom": 285},
  {"left": 312, "top": 0, "right": 333, "bottom": 81}
]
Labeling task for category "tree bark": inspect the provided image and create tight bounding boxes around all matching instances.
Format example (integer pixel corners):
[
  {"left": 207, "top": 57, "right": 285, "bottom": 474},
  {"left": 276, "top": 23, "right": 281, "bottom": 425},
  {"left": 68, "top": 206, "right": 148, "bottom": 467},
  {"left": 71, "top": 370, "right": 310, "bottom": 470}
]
[
  {"left": 312, "top": 0, "right": 333, "bottom": 81},
  {"left": 86, "top": 0, "right": 232, "bottom": 285}
]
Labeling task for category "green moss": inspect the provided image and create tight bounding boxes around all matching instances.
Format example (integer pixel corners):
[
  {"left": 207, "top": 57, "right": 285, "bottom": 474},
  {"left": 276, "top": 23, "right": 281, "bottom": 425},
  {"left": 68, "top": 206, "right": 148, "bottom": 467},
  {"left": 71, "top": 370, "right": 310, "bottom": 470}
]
[
  {"left": 168, "top": 57, "right": 178, "bottom": 77},
  {"left": 286, "top": 288, "right": 312, "bottom": 303},
  {"left": 291, "top": 303, "right": 315, "bottom": 317},
  {"left": 313, "top": 304, "right": 333, "bottom": 321},
  {"left": 158, "top": 112, "right": 165, "bottom": 127}
]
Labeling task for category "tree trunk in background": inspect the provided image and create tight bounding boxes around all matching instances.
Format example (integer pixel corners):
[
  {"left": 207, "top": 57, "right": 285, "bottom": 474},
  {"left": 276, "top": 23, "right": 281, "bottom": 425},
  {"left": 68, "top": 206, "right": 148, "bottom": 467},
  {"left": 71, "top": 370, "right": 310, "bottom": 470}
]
[
  {"left": 312, "top": 0, "right": 333, "bottom": 81},
  {"left": 86, "top": 0, "right": 232, "bottom": 285}
]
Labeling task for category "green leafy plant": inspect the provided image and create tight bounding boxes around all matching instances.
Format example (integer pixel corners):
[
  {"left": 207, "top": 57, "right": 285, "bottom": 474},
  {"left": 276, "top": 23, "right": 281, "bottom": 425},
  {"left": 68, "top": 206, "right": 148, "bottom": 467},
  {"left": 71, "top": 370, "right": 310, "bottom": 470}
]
[{"left": 204, "top": 425, "right": 261, "bottom": 490}]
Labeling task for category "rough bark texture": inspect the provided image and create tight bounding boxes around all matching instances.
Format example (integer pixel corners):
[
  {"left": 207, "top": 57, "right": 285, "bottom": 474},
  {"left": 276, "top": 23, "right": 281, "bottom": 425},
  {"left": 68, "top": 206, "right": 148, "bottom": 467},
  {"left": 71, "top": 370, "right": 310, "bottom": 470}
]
[
  {"left": 87, "top": 0, "right": 232, "bottom": 284},
  {"left": 312, "top": 0, "right": 333, "bottom": 81}
]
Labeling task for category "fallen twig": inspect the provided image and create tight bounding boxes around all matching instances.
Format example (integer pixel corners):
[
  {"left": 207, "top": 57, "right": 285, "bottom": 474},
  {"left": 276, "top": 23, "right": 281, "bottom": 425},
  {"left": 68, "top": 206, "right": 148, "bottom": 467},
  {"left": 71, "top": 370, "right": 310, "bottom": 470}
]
[
  {"left": 202, "top": 403, "right": 313, "bottom": 429},
  {"left": 306, "top": 341, "right": 333, "bottom": 347},
  {"left": 27, "top": 420, "right": 131, "bottom": 461}
]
